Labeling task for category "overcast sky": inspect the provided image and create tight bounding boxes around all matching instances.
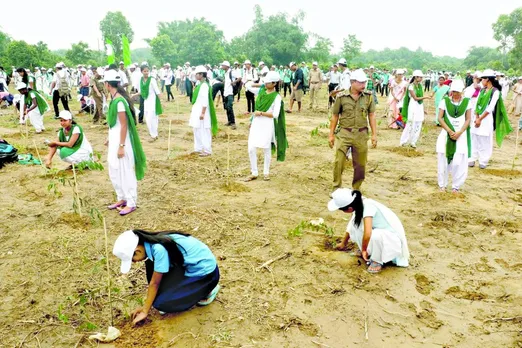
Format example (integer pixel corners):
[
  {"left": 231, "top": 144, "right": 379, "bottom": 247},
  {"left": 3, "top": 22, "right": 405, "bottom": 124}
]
[{"left": 1, "top": 0, "right": 518, "bottom": 59}]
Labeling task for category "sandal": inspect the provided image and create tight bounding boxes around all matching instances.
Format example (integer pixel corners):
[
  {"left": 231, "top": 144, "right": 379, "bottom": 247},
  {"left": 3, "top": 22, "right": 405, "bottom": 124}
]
[
  {"left": 199, "top": 152, "right": 211, "bottom": 157},
  {"left": 263, "top": 175, "right": 270, "bottom": 181},
  {"left": 197, "top": 284, "right": 221, "bottom": 306},
  {"left": 108, "top": 201, "right": 126, "bottom": 210},
  {"left": 119, "top": 206, "right": 136, "bottom": 216},
  {"left": 244, "top": 175, "right": 258, "bottom": 182},
  {"left": 367, "top": 261, "right": 382, "bottom": 274}
]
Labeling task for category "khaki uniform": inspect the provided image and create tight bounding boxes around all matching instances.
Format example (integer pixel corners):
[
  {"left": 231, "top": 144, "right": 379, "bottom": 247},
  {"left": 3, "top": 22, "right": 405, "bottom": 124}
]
[
  {"left": 332, "top": 90, "right": 375, "bottom": 190},
  {"left": 309, "top": 69, "right": 322, "bottom": 109},
  {"left": 90, "top": 76, "right": 106, "bottom": 123}
]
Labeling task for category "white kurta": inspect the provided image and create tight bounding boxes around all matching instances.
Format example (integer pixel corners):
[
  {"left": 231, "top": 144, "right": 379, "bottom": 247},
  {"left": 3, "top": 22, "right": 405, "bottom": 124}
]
[
  {"left": 58, "top": 125, "right": 93, "bottom": 164},
  {"left": 26, "top": 91, "right": 48, "bottom": 132},
  {"left": 189, "top": 83, "right": 212, "bottom": 154},
  {"left": 108, "top": 100, "right": 138, "bottom": 208},
  {"left": 471, "top": 89, "right": 499, "bottom": 137},
  {"left": 138, "top": 77, "right": 161, "bottom": 138},
  {"left": 248, "top": 94, "right": 282, "bottom": 150},
  {"left": 406, "top": 84, "right": 425, "bottom": 122}
]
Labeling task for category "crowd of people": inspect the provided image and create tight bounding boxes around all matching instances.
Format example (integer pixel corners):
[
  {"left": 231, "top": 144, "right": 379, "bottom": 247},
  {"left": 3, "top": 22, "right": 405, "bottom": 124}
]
[{"left": 0, "top": 55, "right": 520, "bottom": 325}]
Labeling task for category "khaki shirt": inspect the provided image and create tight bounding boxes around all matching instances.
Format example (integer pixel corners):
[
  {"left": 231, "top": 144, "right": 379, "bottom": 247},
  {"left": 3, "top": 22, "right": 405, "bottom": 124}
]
[
  {"left": 309, "top": 69, "right": 322, "bottom": 84},
  {"left": 332, "top": 90, "right": 375, "bottom": 129},
  {"left": 90, "top": 76, "right": 106, "bottom": 96}
]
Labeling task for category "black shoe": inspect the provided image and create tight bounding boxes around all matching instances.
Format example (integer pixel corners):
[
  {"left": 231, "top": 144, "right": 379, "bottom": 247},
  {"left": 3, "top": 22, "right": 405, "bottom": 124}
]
[{"left": 54, "top": 116, "right": 60, "bottom": 119}]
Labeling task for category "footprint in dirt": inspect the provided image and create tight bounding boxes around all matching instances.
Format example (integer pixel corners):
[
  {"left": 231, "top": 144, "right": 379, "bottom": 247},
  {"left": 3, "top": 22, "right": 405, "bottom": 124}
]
[{"left": 415, "top": 274, "right": 434, "bottom": 296}]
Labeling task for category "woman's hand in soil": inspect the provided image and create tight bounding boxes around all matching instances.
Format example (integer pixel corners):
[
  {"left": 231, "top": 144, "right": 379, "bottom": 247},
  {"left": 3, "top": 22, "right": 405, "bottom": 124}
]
[
  {"left": 131, "top": 307, "right": 148, "bottom": 325},
  {"left": 336, "top": 241, "right": 347, "bottom": 251}
]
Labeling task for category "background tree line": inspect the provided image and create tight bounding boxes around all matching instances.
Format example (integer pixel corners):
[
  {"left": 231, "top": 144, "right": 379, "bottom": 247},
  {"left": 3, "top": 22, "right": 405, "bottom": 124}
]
[{"left": 0, "top": 6, "right": 520, "bottom": 75}]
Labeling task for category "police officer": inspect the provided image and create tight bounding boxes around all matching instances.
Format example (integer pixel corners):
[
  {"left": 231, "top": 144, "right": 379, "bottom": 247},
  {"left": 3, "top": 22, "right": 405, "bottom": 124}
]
[{"left": 329, "top": 69, "right": 377, "bottom": 191}]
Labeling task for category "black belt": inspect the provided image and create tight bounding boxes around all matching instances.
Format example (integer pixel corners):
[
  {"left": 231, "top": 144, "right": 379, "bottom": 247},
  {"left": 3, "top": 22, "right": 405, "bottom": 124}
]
[{"left": 343, "top": 127, "right": 368, "bottom": 132}]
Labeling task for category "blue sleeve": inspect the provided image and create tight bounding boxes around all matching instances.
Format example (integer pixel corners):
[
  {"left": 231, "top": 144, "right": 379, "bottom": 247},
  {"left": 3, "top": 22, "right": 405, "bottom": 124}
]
[{"left": 151, "top": 244, "right": 170, "bottom": 273}]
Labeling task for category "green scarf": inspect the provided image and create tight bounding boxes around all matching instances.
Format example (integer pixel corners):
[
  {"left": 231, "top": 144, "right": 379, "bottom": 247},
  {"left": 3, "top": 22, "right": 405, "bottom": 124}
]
[
  {"left": 254, "top": 86, "right": 288, "bottom": 161},
  {"left": 443, "top": 96, "right": 471, "bottom": 164},
  {"left": 402, "top": 83, "right": 423, "bottom": 123},
  {"left": 494, "top": 94, "right": 513, "bottom": 147},
  {"left": 474, "top": 88, "right": 492, "bottom": 116},
  {"left": 26, "top": 90, "right": 49, "bottom": 114},
  {"left": 140, "top": 77, "right": 163, "bottom": 116},
  {"left": 107, "top": 97, "right": 147, "bottom": 180},
  {"left": 191, "top": 81, "right": 219, "bottom": 136},
  {"left": 58, "top": 124, "right": 84, "bottom": 159}
]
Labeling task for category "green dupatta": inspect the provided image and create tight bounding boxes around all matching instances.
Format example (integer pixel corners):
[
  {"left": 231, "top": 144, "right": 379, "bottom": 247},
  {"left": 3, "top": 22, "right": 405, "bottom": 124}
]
[
  {"left": 26, "top": 90, "right": 49, "bottom": 114},
  {"left": 402, "top": 83, "right": 423, "bottom": 124},
  {"left": 140, "top": 77, "right": 163, "bottom": 115},
  {"left": 254, "top": 86, "right": 288, "bottom": 161},
  {"left": 442, "top": 96, "right": 471, "bottom": 164},
  {"left": 474, "top": 88, "right": 513, "bottom": 147},
  {"left": 58, "top": 124, "right": 84, "bottom": 159},
  {"left": 107, "top": 96, "right": 147, "bottom": 180},
  {"left": 191, "top": 81, "right": 218, "bottom": 136}
]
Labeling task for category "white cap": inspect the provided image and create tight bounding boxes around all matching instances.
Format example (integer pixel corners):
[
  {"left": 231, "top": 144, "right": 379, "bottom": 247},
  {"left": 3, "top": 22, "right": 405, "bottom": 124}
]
[
  {"left": 396, "top": 69, "right": 404, "bottom": 75},
  {"left": 413, "top": 70, "right": 424, "bottom": 77},
  {"left": 103, "top": 70, "right": 121, "bottom": 82},
  {"left": 350, "top": 69, "right": 367, "bottom": 83},
  {"left": 480, "top": 69, "right": 495, "bottom": 78},
  {"left": 16, "top": 82, "right": 27, "bottom": 90},
  {"left": 119, "top": 61, "right": 124, "bottom": 65},
  {"left": 221, "top": 61, "right": 231, "bottom": 68},
  {"left": 58, "top": 110, "right": 73, "bottom": 120},
  {"left": 337, "top": 58, "right": 347, "bottom": 65},
  {"left": 112, "top": 230, "right": 139, "bottom": 274},
  {"left": 312, "top": 61, "right": 318, "bottom": 66},
  {"left": 185, "top": 61, "right": 190, "bottom": 65},
  {"left": 518, "top": 76, "right": 522, "bottom": 80},
  {"left": 234, "top": 61, "right": 239, "bottom": 65},
  {"left": 370, "top": 65, "right": 375, "bottom": 69},
  {"left": 328, "top": 188, "right": 357, "bottom": 211},
  {"left": 80, "top": 67, "right": 87, "bottom": 72},
  {"left": 141, "top": 61, "right": 148, "bottom": 67},
  {"left": 244, "top": 60, "right": 251, "bottom": 65},
  {"left": 449, "top": 80, "right": 465, "bottom": 93},
  {"left": 473, "top": 71, "right": 481, "bottom": 77},
  {"left": 96, "top": 67, "right": 105, "bottom": 76},
  {"left": 55, "top": 62, "right": 64, "bottom": 68},
  {"left": 258, "top": 61, "right": 265, "bottom": 67},
  {"left": 195, "top": 65, "right": 207, "bottom": 74},
  {"left": 165, "top": 63, "right": 171, "bottom": 67},
  {"left": 265, "top": 71, "right": 280, "bottom": 83},
  {"left": 261, "top": 66, "right": 269, "bottom": 74},
  {"left": 289, "top": 61, "right": 296, "bottom": 67}
]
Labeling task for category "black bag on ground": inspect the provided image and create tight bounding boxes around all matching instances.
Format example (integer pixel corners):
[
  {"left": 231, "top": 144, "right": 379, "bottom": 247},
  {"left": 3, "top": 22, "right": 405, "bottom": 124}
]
[{"left": 0, "top": 140, "right": 18, "bottom": 169}]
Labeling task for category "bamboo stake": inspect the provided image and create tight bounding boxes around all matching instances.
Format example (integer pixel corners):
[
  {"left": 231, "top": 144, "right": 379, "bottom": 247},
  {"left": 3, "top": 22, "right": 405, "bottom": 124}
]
[
  {"left": 167, "top": 119, "right": 172, "bottom": 159},
  {"left": 512, "top": 125, "right": 519, "bottom": 171},
  {"left": 103, "top": 218, "right": 114, "bottom": 327},
  {"left": 72, "top": 163, "right": 82, "bottom": 217},
  {"left": 32, "top": 140, "right": 46, "bottom": 171}
]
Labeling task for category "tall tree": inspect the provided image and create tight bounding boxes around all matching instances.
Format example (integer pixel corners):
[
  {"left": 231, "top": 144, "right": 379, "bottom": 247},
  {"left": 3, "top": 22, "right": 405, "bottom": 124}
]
[
  {"left": 65, "top": 42, "right": 94, "bottom": 65},
  {"left": 341, "top": 34, "right": 362, "bottom": 63},
  {"left": 0, "top": 31, "right": 11, "bottom": 61},
  {"left": 306, "top": 34, "right": 333, "bottom": 64},
  {"left": 6, "top": 40, "right": 38, "bottom": 68},
  {"left": 493, "top": 7, "right": 522, "bottom": 70},
  {"left": 99, "top": 11, "right": 134, "bottom": 59}
]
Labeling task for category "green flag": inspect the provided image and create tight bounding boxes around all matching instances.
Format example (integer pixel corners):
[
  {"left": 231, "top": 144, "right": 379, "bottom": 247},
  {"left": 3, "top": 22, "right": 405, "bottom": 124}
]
[
  {"left": 122, "top": 35, "right": 132, "bottom": 67},
  {"left": 105, "top": 38, "right": 115, "bottom": 65}
]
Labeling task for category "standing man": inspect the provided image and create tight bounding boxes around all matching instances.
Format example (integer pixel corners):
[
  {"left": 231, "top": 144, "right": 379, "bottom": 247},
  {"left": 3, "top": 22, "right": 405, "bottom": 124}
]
[
  {"left": 79, "top": 68, "right": 90, "bottom": 97},
  {"left": 90, "top": 67, "right": 107, "bottom": 124},
  {"left": 308, "top": 62, "right": 322, "bottom": 110},
  {"left": 221, "top": 61, "right": 236, "bottom": 129},
  {"left": 329, "top": 69, "right": 377, "bottom": 191},
  {"left": 301, "top": 62, "right": 309, "bottom": 95},
  {"left": 381, "top": 69, "right": 390, "bottom": 97},
  {"left": 232, "top": 62, "right": 243, "bottom": 102},
  {"left": 327, "top": 65, "right": 341, "bottom": 108},
  {"left": 424, "top": 70, "right": 432, "bottom": 92},
  {"left": 242, "top": 60, "right": 258, "bottom": 114},
  {"left": 50, "top": 62, "right": 70, "bottom": 119},
  {"left": 286, "top": 62, "right": 303, "bottom": 113},
  {"left": 465, "top": 71, "right": 473, "bottom": 87},
  {"left": 331, "top": 58, "right": 351, "bottom": 99},
  {"left": 283, "top": 65, "right": 292, "bottom": 98}
]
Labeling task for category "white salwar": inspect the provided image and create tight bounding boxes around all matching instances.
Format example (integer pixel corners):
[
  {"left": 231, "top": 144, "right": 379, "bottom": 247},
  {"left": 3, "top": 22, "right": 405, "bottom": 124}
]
[
  {"left": 138, "top": 77, "right": 161, "bottom": 138},
  {"left": 58, "top": 126, "right": 93, "bottom": 164},
  {"left": 189, "top": 82, "right": 212, "bottom": 154},
  {"left": 400, "top": 84, "right": 424, "bottom": 147},
  {"left": 26, "top": 91, "right": 49, "bottom": 133},
  {"left": 469, "top": 89, "right": 499, "bottom": 167},
  {"left": 347, "top": 199, "right": 409, "bottom": 267},
  {"left": 108, "top": 101, "right": 138, "bottom": 208},
  {"left": 436, "top": 99, "right": 472, "bottom": 190},
  {"left": 247, "top": 93, "right": 282, "bottom": 176}
]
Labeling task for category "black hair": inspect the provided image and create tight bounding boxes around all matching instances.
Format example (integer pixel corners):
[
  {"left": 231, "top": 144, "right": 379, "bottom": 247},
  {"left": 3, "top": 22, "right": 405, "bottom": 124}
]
[
  {"left": 486, "top": 77, "right": 502, "bottom": 91},
  {"left": 106, "top": 80, "right": 137, "bottom": 122},
  {"left": 133, "top": 230, "right": 191, "bottom": 268},
  {"left": 339, "top": 190, "right": 364, "bottom": 228},
  {"left": 409, "top": 76, "right": 415, "bottom": 84},
  {"left": 199, "top": 72, "right": 207, "bottom": 79},
  {"left": 108, "top": 63, "right": 118, "bottom": 70},
  {"left": 16, "top": 68, "right": 29, "bottom": 84},
  {"left": 140, "top": 65, "right": 149, "bottom": 71}
]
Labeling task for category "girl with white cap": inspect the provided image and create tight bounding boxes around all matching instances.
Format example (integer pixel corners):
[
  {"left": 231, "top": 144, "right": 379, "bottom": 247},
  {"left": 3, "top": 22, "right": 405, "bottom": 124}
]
[
  {"left": 436, "top": 80, "right": 472, "bottom": 193},
  {"left": 400, "top": 70, "right": 432, "bottom": 148},
  {"left": 104, "top": 70, "right": 147, "bottom": 216},
  {"left": 45, "top": 110, "right": 93, "bottom": 168},
  {"left": 329, "top": 189, "right": 409, "bottom": 274},
  {"left": 133, "top": 64, "right": 162, "bottom": 142},
  {"left": 112, "top": 229, "right": 220, "bottom": 324},
  {"left": 189, "top": 66, "right": 218, "bottom": 156},
  {"left": 16, "top": 82, "right": 49, "bottom": 133},
  {"left": 387, "top": 69, "right": 408, "bottom": 129},
  {"left": 469, "top": 69, "right": 512, "bottom": 169},
  {"left": 245, "top": 71, "right": 288, "bottom": 181}
]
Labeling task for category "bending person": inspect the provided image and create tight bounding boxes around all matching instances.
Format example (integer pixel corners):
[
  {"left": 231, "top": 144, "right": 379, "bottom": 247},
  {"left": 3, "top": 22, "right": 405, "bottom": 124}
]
[
  {"left": 113, "top": 229, "right": 220, "bottom": 325},
  {"left": 329, "top": 188, "right": 409, "bottom": 274},
  {"left": 45, "top": 110, "right": 93, "bottom": 168}
]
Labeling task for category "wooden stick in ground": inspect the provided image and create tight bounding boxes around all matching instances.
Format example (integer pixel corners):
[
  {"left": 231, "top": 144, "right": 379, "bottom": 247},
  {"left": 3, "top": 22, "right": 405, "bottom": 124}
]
[
  {"left": 512, "top": 125, "right": 519, "bottom": 171},
  {"left": 72, "top": 164, "right": 82, "bottom": 217},
  {"left": 103, "top": 217, "right": 114, "bottom": 327},
  {"left": 257, "top": 252, "right": 291, "bottom": 271},
  {"left": 167, "top": 119, "right": 172, "bottom": 159},
  {"left": 32, "top": 140, "right": 46, "bottom": 171},
  {"left": 226, "top": 133, "right": 230, "bottom": 186}
]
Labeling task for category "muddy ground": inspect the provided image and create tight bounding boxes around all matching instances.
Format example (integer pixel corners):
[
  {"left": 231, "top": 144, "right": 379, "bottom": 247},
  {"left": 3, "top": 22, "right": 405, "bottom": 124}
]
[{"left": 0, "top": 85, "right": 521, "bottom": 348}]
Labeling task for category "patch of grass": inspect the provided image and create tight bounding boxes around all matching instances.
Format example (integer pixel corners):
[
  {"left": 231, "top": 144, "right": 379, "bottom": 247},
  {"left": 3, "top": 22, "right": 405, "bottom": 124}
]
[
  {"left": 220, "top": 182, "right": 251, "bottom": 193},
  {"left": 482, "top": 169, "right": 521, "bottom": 177},
  {"left": 386, "top": 146, "right": 424, "bottom": 157}
]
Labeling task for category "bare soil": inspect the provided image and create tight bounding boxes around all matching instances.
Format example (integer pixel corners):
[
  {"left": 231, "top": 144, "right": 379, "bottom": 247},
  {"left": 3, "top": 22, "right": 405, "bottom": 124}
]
[{"left": 0, "top": 87, "right": 521, "bottom": 348}]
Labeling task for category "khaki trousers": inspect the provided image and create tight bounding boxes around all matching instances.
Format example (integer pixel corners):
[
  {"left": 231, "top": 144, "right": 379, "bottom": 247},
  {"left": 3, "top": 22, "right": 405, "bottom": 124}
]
[{"left": 333, "top": 128, "right": 368, "bottom": 190}]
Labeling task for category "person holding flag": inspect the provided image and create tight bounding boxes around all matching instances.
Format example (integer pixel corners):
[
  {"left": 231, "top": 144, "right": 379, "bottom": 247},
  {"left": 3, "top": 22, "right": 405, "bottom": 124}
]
[
  {"left": 189, "top": 66, "right": 218, "bottom": 157},
  {"left": 133, "top": 64, "right": 162, "bottom": 142},
  {"left": 468, "top": 69, "right": 513, "bottom": 169}
]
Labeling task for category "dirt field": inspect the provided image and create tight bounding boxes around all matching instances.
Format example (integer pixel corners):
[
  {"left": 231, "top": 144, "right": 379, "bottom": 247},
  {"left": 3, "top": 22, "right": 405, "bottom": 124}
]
[{"left": 0, "top": 85, "right": 521, "bottom": 348}]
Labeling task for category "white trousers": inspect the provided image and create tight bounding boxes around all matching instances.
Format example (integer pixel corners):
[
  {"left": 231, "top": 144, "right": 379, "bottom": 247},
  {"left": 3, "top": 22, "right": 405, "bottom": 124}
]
[
  {"left": 400, "top": 121, "right": 422, "bottom": 146},
  {"left": 367, "top": 228, "right": 402, "bottom": 265},
  {"left": 437, "top": 153, "right": 468, "bottom": 190},
  {"left": 193, "top": 127, "right": 212, "bottom": 154},
  {"left": 145, "top": 111, "right": 158, "bottom": 138},
  {"left": 469, "top": 133, "right": 493, "bottom": 166},
  {"left": 28, "top": 110, "right": 45, "bottom": 132},
  {"left": 249, "top": 147, "right": 271, "bottom": 176},
  {"left": 108, "top": 157, "right": 138, "bottom": 208}
]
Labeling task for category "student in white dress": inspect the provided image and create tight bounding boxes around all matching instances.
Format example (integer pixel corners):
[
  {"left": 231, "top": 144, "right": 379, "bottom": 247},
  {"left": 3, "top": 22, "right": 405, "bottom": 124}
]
[
  {"left": 45, "top": 110, "right": 93, "bottom": 168},
  {"left": 133, "top": 65, "right": 162, "bottom": 142},
  {"left": 16, "top": 82, "right": 49, "bottom": 133},
  {"left": 330, "top": 189, "right": 409, "bottom": 274},
  {"left": 436, "top": 80, "right": 472, "bottom": 193},
  {"left": 400, "top": 70, "right": 432, "bottom": 148}
]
